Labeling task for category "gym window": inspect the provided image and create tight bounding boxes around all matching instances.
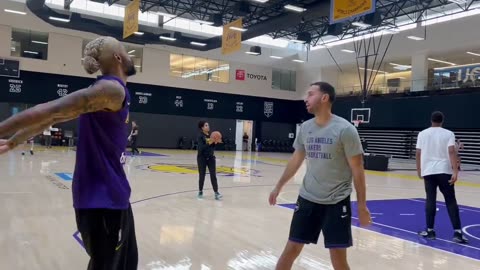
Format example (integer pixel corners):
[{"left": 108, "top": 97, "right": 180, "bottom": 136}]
[
  {"left": 81, "top": 40, "right": 143, "bottom": 73},
  {"left": 272, "top": 69, "right": 296, "bottom": 91},
  {"left": 170, "top": 54, "right": 230, "bottom": 83},
  {"left": 11, "top": 28, "right": 49, "bottom": 60}
]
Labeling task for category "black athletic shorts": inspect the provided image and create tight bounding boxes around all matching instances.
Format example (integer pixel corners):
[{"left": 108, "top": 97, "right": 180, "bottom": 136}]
[
  {"left": 288, "top": 195, "right": 352, "bottom": 248},
  {"left": 75, "top": 205, "right": 138, "bottom": 270}
]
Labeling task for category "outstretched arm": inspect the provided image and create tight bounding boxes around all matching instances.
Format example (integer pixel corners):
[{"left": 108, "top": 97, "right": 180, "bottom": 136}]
[
  {"left": 273, "top": 149, "right": 306, "bottom": 191},
  {"left": 268, "top": 148, "right": 305, "bottom": 205},
  {"left": 0, "top": 79, "right": 125, "bottom": 151},
  {"left": 8, "top": 122, "right": 58, "bottom": 149}
]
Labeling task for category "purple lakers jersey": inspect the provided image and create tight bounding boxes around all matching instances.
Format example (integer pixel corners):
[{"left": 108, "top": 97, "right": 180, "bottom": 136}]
[{"left": 72, "top": 75, "right": 131, "bottom": 209}]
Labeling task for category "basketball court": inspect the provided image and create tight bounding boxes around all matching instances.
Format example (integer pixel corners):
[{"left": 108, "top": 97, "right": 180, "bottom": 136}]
[{"left": 1, "top": 147, "right": 479, "bottom": 270}]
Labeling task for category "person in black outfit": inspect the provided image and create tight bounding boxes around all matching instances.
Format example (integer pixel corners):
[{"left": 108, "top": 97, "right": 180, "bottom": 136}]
[
  {"left": 128, "top": 121, "right": 140, "bottom": 155},
  {"left": 197, "top": 121, "right": 222, "bottom": 200},
  {"left": 243, "top": 132, "right": 249, "bottom": 151}
]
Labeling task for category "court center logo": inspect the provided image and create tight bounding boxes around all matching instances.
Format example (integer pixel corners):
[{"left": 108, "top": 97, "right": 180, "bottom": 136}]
[
  {"left": 264, "top": 101, "right": 274, "bottom": 118},
  {"left": 136, "top": 162, "right": 261, "bottom": 177}
]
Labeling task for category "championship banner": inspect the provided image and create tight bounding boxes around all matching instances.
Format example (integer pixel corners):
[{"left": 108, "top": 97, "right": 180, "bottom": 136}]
[
  {"left": 222, "top": 18, "right": 243, "bottom": 55},
  {"left": 123, "top": 0, "right": 140, "bottom": 39},
  {"left": 330, "top": 0, "right": 376, "bottom": 24}
]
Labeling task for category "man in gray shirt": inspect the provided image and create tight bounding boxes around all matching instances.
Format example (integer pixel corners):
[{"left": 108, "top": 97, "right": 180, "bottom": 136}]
[{"left": 269, "top": 82, "right": 371, "bottom": 270}]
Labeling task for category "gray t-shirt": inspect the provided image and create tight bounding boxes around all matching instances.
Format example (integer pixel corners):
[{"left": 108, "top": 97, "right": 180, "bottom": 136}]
[{"left": 294, "top": 115, "right": 364, "bottom": 204}]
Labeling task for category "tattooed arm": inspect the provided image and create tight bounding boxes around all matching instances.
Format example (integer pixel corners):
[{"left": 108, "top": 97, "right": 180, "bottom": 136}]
[{"left": 0, "top": 79, "right": 125, "bottom": 151}]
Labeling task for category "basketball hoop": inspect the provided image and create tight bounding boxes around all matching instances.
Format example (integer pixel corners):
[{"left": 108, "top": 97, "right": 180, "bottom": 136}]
[{"left": 352, "top": 120, "right": 363, "bottom": 128}]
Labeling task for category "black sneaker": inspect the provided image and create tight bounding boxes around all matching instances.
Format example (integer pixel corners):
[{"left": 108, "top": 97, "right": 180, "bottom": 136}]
[
  {"left": 419, "top": 230, "right": 436, "bottom": 240},
  {"left": 453, "top": 232, "right": 468, "bottom": 244},
  {"left": 30, "top": 150, "right": 34, "bottom": 155}
]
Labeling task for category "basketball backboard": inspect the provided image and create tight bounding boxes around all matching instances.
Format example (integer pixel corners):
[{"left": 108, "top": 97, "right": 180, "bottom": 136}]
[{"left": 351, "top": 108, "right": 371, "bottom": 124}]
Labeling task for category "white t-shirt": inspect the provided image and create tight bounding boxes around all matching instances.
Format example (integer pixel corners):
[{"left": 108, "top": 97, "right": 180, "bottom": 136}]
[
  {"left": 43, "top": 126, "right": 53, "bottom": 136},
  {"left": 416, "top": 127, "right": 456, "bottom": 177}
]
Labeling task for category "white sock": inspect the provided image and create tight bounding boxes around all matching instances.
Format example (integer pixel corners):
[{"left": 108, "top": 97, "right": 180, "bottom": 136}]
[
  {"left": 455, "top": 229, "right": 462, "bottom": 234},
  {"left": 427, "top": 228, "right": 434, "bottom": 232}
]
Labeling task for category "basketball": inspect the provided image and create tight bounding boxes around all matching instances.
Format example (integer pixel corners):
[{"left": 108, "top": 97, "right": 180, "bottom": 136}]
[{"left": 211, "top": 131, "right": 222, "bottom": 143}]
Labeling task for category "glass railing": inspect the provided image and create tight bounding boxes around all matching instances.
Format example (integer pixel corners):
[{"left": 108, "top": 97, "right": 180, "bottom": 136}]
[{"left": 337, "top": 79, "right": 480, "bottom": 96}]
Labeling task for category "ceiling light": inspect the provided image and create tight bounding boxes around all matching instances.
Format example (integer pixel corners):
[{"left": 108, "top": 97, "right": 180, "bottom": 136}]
[
  {"left": 157, "top": 11, "right": 173, "bottom": 17},
  {"left": 434, "top": 62, "right": 480, "bottom": 70},
  {"left": 448, "top": 0, "right": 468, "bottom": 4},
  {"left": 229, "top": 26, "right": 247, "bottom": 32},
  {"left": 352, "top": 22, "right": 371, "bottom": 28},
  {"left": 466, "top": 51, "right": 480, "bottom": 57},
  {"left": 270, "top": 55, "right": 283, "bottom": 59},
  {"left": 24, "top": 51, "right": 39, "bottom": 55},
  {"left": 245, "top": 51, "right": 260, "bottom": 55},
  {"left": 32, "top": 40, "right": 48, "bottom": 45},
  {"left": 383, "top": 28, "right": 400, "bottom": 34},
  {"left": 290, "top": 39, "right": 306, "bottom": 44},
  {"left": 128, "top": 54, "right": 135, "bottom": 57},
  {"left": 134, "top": 65, "right": 141, "bottom": 68},
  {"left": 128, "top": 50, "right": 136, "bottom": 54},
  {"left": 160, "top": 36, "right": 176, "bottom": 41},
  {"left": 190, "top": 41, "right": 207, "bottom": 46},
  {"left": 284, "top": 4, "right": 306, "bottom": 12},
  {"left": 4, "top": 9, "right": 26, "bottom": 15},
  {"left": 292, "top": 59, "right": 305, "bottom": 63},
  {"left": 359, "top": 67, "right": 388, "bottom": 74},
  {"left": 407, "top": 35, "right": 424, "bottom": 41},
  {"left": 134, "top": 32, "right": 144, "bottom": 36},
  {"left": 252, "top": 0, "right": 269, "bottom": 3},
  {"left": 49, "top": 16, "right": 70, "bottom": 22},
  {"left": 194, "top": 19, "right": 214, "bottom": 25},
  {"left": 389, "top": 63, "right": 412, "bottom": 69},
  {"left": 341, "top": 49, "right": 355, "bottom": 53},
  {"left": 428, "top": 58, "right": 456, "bottom": 66}
]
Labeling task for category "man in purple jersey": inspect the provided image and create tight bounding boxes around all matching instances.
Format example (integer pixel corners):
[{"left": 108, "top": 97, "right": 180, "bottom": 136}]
[{"left": 0, "top": 36, "right": 138, "bottom": 270}]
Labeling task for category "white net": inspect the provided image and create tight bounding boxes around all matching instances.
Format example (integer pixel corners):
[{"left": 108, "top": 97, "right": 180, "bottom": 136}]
[{"left": 352, "top": 120, "right": 362, "bottom": 128}]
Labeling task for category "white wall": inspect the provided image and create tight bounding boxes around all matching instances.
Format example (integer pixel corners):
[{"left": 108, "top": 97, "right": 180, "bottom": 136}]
[
  {"left": 0, "top": 1, "right": 299, "bottom": 100},
  {"left": 295, "top": 67, "right": 323, "bottom": 99},
  {"left": 0, "top": 25, "right": 11, "bottom": 57},
  {"left": 298, "top": 66, "right": 341, "bottom": 96},
  {"left": 334, "top": 69, "right": 412, "bottom": 94}
]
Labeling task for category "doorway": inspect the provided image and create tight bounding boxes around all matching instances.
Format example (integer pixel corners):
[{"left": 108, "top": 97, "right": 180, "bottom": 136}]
[{"left": 235, "top": 120, "right": 254, "bottom": 151}]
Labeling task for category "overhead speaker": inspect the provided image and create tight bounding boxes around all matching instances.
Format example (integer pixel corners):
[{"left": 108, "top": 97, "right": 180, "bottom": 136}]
[
  {"left": 297, "top": 32, "right": 312, "bottom": 43},
  {"left": 64, "top": 0, "right": 74, "bottom": 10},
  {"left": 233, "top": 1, "right": 250, "bottom": 16},
  {"left": 211, "top": 14, "right": 223, "bottom": 27},
  {"left": 173, "top": 32, "right": 183, "bottom": 39},
  {"left": 327, "top": 23, "right": 343, "bottom": 36},
  {"left": 249, "top": 46, "right": 261, "bottom": 55},
  {"left": 364, "top": 11, "right": 381, "bottom": 26}
]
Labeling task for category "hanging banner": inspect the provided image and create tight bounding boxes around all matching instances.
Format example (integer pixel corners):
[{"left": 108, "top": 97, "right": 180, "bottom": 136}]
[
  {"left": 123, "top": 0, "right": 140, "bottom": 39},
  {"left": 222, "top": 18, "right": 243, "bottom": 55},
  {"left": 330, "top": 0, "right": 376, "bottom": 24}
]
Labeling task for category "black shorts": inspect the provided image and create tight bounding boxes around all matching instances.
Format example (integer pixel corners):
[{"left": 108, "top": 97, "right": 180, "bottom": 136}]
[
  {"left": 289, "top": 196, "right": 352, "bottom": 249},
  {"left": 75, "top": 205, "right": 138, "bottom": 270}
]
